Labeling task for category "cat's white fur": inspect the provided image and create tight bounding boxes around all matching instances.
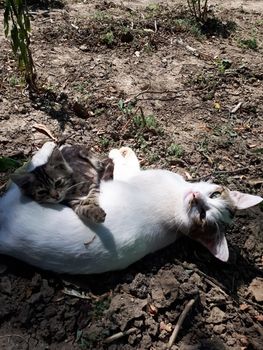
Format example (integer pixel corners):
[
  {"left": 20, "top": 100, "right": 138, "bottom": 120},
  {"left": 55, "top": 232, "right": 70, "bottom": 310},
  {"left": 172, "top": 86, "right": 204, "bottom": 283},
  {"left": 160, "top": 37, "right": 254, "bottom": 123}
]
[{"left": 0, "top": 143, "right": 262, "bottom": 274}]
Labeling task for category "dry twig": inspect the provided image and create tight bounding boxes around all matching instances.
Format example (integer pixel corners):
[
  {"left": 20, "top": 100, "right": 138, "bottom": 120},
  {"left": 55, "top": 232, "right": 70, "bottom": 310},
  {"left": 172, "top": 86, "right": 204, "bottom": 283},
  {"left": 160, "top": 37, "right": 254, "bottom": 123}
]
[
  {"left": 175, "top": 38, "right": 199, "bottom": 57},
  {"left": 104, "top": 327, "right": 138, "bottom": 344},
  {"left": 214, "top": 167, "right": 249, "bottom": 175},
  {"left": 230, "top": 102, "right": 242, "bottom": 114},
  {"left": 167, "top": 297, "right": 197, "bottom": 349},
  {"left": 0, "top": 334, "right": 28, "bottom": 343},
  {"left": 123, "top": 88, "right": 195, "bottom": 104}
]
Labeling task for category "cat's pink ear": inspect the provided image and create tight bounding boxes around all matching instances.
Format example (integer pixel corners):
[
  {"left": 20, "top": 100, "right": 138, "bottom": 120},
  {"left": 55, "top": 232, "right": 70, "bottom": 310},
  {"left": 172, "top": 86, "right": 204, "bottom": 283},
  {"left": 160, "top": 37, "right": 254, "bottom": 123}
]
[
  {"left": 198, "top": 233, "right": 229, "bottom": 262},
  {"left": 229, "top": 191, "right": 263, "bottom": 210}
]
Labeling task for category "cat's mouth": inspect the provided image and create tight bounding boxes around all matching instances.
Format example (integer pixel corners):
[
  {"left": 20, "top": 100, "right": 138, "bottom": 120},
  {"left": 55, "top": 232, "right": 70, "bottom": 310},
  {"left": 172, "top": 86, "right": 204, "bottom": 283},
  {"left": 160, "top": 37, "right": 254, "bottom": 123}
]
[{"left": 46, "top": 190, "right": 65, "bottom": 203}]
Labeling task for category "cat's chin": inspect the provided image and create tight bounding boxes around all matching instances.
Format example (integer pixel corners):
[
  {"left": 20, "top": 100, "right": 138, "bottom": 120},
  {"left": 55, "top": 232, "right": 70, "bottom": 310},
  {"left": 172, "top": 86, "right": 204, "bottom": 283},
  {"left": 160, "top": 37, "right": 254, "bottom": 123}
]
[{"left": 44, "top": 198, "right": 64, "bottom": 204}]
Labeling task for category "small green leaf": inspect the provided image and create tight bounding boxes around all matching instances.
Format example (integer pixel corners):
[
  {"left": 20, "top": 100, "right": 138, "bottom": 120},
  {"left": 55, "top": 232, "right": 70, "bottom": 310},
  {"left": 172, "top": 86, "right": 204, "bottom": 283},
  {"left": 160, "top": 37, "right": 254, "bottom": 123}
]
[
  {"left": 0, "top": 157, "right": 21, "bottom": 172},
  {"left": 11, "top": 25, "right": 19, "bottom": 54},
  {"left": 18, "top": 33, "right": 29, "bottom": 67},
  {"left": 75, "top": 330, "right": 83, "bottom": 343},
  {"left": 118, "top": 99, "right": 124, "bottom": 110},
  {"left": 4, "top": 4, "right": 11, "bottom": 37},
  {"left": 24, "top": 14, "right": 31, "bottom": 32}
]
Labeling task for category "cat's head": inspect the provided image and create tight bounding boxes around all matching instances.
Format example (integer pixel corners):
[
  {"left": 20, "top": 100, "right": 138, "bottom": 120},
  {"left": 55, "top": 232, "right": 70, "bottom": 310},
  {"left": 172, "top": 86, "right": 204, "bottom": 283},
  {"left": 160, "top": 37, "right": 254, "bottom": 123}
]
[
  {"left": 11, "top": 148, "right": 73, "bottom": 203},
  {"left": 182, "top": 181, "right": 262, "bottom": 262}
]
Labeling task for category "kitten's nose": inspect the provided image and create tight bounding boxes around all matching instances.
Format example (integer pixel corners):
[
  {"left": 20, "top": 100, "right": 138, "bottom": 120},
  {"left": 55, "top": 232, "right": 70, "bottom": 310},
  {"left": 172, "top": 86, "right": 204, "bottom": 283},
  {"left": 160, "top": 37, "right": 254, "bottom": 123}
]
[{"left": 51, "top": 190, "right": 60, "bottom": 200}]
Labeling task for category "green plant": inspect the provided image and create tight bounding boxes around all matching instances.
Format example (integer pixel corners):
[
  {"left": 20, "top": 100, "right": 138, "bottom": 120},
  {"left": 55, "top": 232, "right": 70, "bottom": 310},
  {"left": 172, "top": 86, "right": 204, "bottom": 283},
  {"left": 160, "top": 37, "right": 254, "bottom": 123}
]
[
  {"left": 0, "top": 157, "right": 21, "bottom": 172},
  {"left": 133, "top": 114, "right": 157, "bottom": 130},
  {"left": 215, "top": 58, "right": 232, "bottom": 74},
  {"left": 118, "top": 99, "right": 133, "bottom": 116},
  {"left": 213, "top": 124, "right": 237, "bottom": 138},
  {"left": 92, "top": 298, "right": 110, "bottom": 318},
  {"left": 146, "top": 3, "right": 160, "bottom": 12},
  {"left": 93, "top": 10, "right": 111, "bottom": 21},
  {"left": 167, "top": 143, "right": 184, "bottom": 157},
  {"left": 4, "top": 0, "right": 36, "bottom": 89},
  {"left": 73, "top": 81, "right": 90, "bottom": 93},
  {"left": 9, "top": 74, "right": 24, "bottom": 86},
  {"left": 136, "top": 134, "right": 148, "bottom": 150},
  {"left": 187, "top": 0, "right": 208, "bottom": 23},
  {"left": 99, "top": 136, "right": 110, "bottom": 149},
  {"left": 174, "top": 18, "right": 202, "bottom": 37},
  {"left": 239, "top": 37, "right": 258, "bottom": 50},
  {"left": 147, "top": 152, "right": 159, "bottom": 163},
  {"left": 101, "top": 30, "right": 114, "bottom": 46}
]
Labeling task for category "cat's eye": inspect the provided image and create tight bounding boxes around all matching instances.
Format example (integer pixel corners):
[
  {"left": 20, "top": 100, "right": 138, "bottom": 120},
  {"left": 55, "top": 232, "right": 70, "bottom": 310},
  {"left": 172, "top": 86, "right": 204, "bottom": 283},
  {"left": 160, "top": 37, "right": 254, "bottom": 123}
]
[
  {"left": 37, "top": 189, "right": 48, "bottom": 196},
  {"left": 210, "top": 191, "right": 221, "bottom": 199},
  {"left": 55, "top": 179, "right": 63, "bottom": 188}
]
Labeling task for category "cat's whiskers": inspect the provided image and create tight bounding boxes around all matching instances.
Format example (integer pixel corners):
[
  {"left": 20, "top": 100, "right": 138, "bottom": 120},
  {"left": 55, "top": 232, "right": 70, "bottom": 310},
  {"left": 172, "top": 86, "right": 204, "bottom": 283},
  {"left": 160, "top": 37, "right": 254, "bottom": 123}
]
[
  {"left": 65, "top": 181, "right": 87, "bottom": 193},
  {"left": 174, "top": 203, "right": 192, "bottom": 236}
]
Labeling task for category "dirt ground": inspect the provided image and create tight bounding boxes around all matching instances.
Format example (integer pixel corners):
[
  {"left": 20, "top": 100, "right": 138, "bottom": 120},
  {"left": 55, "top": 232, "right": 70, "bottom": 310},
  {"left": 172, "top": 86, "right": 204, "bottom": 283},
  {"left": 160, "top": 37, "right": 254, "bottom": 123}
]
[{"left": 0, "top": 0, "right": 263, "bottom": 349}]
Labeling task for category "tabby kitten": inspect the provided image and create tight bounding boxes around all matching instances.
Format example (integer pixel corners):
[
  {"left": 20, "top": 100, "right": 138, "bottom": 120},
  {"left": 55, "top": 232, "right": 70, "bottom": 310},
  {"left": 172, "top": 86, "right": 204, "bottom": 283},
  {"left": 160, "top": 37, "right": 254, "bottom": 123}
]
[{"left": 11, "top": 145, "right": 113, "bottom": 223}]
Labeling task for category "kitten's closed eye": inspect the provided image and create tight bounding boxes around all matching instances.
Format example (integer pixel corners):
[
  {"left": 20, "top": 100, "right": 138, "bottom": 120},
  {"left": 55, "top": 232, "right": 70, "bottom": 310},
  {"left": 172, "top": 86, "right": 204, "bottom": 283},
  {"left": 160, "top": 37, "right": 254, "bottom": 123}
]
[
  {"left": 36, "top": 189, "right": 48, "bottom": 196},
  {"left": 54, "top": 178, "right": 64, "bottom": 188}
]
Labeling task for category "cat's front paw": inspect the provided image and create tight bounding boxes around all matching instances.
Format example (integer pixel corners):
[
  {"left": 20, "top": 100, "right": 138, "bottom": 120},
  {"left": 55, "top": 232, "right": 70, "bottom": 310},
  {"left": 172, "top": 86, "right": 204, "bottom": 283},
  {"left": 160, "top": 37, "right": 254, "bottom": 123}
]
[{"left": 77, "top": 203, "right": 106, "bottom": 223}]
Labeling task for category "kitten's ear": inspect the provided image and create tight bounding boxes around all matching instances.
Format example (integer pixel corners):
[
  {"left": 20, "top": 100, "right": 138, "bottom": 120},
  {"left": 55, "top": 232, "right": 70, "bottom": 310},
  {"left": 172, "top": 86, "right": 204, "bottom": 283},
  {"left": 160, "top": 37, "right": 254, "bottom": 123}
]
[
  {"left": 48, "top": 147, "right": 65, "bottom": 165},
  {"left": 48, "top": 147, "right": 72, "bottom": 172},
  {"left": 198, "top": 232, "right": 229, "bottom": 262},
  {"left": 229, "top": 191, "right": 263, "bottom": 210},
  {"left": 11, "top": 172, "right": 35, "bottom": 189}
]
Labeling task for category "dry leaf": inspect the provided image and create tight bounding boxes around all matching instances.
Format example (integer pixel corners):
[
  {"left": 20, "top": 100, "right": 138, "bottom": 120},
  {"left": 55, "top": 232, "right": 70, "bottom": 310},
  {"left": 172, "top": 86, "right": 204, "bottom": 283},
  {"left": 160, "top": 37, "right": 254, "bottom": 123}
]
[
  {"left": 184, "top": 171, "right": 193, "bottom": 180},
  {"left": 63, "top": 288, "right": 91, "bottom": 300},
  {"left": 160, "top": 321, "right": 173, "bottom": 332},
  {"left": 214, "top": 102, "right": 221, "bottom": 110},
  {"left": 248, "top": 179, "right": 263, "bottom": 186},
  {"left": 239, "top": 303, "right": 249, "bottom": 311},
  {"left": 147, "top": 303, "right": 158, "bottom": 316},
  {"left": 254, "top": 314, "right": 263, "bottom": 322},
  {"left": 33, "top": 123, "right": 57, "bottom": 141}
]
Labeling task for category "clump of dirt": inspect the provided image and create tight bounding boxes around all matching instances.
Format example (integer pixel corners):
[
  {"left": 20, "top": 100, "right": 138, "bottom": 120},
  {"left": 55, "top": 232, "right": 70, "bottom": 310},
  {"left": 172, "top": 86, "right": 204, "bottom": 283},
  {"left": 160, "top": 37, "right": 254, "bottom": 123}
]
[{"left": 0, "top": 0, "right": 262, "bottom": 349}]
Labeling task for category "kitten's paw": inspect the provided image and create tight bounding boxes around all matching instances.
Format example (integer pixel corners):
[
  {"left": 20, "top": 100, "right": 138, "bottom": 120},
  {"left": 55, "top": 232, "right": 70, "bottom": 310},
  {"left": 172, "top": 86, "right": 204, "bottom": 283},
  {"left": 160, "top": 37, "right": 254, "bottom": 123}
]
[
  {"left": 77, "top": 203, "right": 106, "bottom": 223},
  {"left": 86, "top": 206, "right": 106, "bottom": 223}
]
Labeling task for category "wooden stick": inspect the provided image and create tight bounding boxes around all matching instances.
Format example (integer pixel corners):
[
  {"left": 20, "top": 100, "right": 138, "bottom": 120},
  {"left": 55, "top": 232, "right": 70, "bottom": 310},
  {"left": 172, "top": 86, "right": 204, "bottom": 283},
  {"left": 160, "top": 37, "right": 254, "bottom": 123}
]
[
  {"left": 167, "top": 298, "right": 197, "bottom": 349},
  {"left": 0, "top": 334, "right": 28, "bottom": 342},
  {"left": 230, "top": 102, "right": 242, "bottom": 114},
  {"left": 104, "top": 327, "right": 138, "bottom": 344},
  {"left": 123, "top": 88, "right": 196, "bottom": 104}
]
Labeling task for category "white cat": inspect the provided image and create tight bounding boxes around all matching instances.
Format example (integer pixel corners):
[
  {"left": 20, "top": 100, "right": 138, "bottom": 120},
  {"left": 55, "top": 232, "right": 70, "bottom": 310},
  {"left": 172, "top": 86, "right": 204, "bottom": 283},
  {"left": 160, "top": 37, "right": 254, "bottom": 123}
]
[{"left": 0, "top": 142, "right": 261, "bottom": 274}]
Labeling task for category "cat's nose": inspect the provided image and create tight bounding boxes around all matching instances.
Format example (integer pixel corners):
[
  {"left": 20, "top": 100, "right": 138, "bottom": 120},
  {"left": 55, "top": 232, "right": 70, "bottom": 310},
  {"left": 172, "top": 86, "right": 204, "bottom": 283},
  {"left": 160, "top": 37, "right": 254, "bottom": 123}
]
[
  {"left": 51, "top": 190, "right": 60, "bottom": 200},
  {"left": 192, "top": 192, "right": 200, "bottom": 202}
]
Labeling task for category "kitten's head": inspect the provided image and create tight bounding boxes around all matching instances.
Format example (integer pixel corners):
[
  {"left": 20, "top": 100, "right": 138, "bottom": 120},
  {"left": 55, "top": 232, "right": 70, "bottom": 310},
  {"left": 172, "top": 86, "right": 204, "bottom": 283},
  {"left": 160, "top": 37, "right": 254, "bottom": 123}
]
[
  {"left": 182, "top": 181, "right": 262, "bottom": 262},
  {"left": 11, "top": 148, "right": 73, "bottom": 203}
]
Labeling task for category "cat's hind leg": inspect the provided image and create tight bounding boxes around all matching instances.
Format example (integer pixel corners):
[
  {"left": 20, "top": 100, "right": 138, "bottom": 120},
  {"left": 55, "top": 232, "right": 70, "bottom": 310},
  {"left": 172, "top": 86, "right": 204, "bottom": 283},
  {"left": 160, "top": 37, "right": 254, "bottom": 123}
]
[{"left": 109, "top": 147, "right": 140, "bottom": 182}]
